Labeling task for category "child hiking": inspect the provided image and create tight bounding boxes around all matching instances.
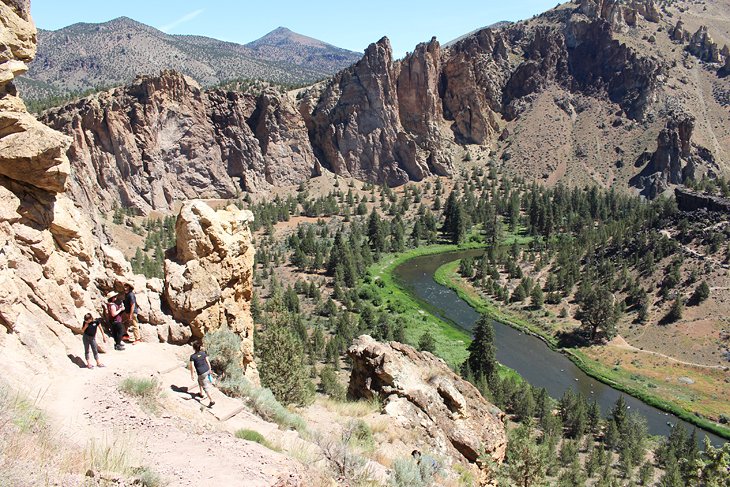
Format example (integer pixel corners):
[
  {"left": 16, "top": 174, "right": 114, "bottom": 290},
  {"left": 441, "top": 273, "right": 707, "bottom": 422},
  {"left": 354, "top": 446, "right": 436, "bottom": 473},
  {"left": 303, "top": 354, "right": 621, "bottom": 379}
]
[{"left": 81, "top": 313, "right": 106, "bottom": 369}]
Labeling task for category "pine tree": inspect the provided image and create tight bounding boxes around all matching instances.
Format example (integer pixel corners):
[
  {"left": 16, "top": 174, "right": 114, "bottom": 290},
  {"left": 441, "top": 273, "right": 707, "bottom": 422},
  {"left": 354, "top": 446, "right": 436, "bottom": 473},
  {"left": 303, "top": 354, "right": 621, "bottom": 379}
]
[
  {"left": 463, "top": 314, "right": 496, "bottom": 381},
  {"left": 531, "top": 285, "right": 544, "bottom": 309},
  {"left": 367, "top": 208, "right": 387, "bottom": 253},
  {"left": 691, "top": 281, "right": 710, "bottom": 304},
  {"left": 505, "top": 422, "right": 550, "bottom": 487},
  {"left": 578, "top": 286, "right": 619, "bottom": 342},
  {"left": 665, "top": 297, "right": 684, "bottom": 323}
]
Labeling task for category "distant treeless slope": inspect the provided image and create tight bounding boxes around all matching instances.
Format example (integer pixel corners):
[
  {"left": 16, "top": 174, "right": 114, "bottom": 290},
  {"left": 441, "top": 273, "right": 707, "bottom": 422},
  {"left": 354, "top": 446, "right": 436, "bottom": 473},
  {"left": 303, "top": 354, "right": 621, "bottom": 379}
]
[{"left": 17, "top": 17, "right": 362, "bottom": 102}]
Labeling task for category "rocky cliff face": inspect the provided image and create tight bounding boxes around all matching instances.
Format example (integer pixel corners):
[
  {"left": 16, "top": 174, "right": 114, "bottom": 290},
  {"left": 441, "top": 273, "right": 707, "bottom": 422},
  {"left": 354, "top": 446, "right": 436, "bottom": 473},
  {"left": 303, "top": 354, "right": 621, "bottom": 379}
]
[
  {"left": 347, "top": 336, "right": 506, "bottom": 475},
  {"left": 631, "top": 113, "right": 719, "bottom": 198},
  {"left": 0, "top": 0, "right": 119, "bottom": 374},
  {"left": 165, "top": 201, "right": 259, "bottom": 384},
  {"left": 36, "top": 0, "right": 730, "bottom": 205},
  {"left": 675, "top": 186, "right": 730, "bottom": 213},
  {"left": 0, "top": 3, "right": 258, "bottom": 380},
  {"left": 40, "top": 71, "right": 317, "bottom": 214}
]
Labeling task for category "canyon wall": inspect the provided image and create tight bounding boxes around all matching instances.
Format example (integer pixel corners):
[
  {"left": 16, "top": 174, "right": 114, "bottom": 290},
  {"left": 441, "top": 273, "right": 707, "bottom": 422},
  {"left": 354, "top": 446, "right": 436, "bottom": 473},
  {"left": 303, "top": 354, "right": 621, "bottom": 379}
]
[{"left": 0, "top": 2, "right": 258, "bottom": 380}]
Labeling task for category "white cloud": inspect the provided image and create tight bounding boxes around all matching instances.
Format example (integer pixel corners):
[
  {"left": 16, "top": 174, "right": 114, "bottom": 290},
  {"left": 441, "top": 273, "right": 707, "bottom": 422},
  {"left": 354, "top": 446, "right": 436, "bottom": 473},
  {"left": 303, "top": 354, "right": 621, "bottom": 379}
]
[{"left": 159, "top": 8, "right": 205, "bottom": 33}]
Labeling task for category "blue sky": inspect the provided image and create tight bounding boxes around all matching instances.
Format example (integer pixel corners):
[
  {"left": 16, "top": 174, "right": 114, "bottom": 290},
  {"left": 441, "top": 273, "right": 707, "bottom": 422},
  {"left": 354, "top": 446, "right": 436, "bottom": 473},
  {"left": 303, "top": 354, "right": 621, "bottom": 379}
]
[{"left": 31, "top": 1, "right": 559, "bottom": 57}]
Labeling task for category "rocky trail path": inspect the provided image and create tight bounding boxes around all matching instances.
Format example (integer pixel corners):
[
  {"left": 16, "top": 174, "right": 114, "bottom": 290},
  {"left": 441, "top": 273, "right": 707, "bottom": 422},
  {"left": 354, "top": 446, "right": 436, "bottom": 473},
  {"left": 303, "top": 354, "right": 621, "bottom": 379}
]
[{"left": 32, "top": 341, "right": 305, "bottom": 487}]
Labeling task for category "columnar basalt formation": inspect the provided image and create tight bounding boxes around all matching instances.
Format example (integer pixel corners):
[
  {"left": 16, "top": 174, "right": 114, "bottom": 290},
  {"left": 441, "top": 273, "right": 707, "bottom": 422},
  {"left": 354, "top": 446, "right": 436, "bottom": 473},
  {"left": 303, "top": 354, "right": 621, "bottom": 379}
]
[
  {"left": 347, "top": 336, "right": 506, "bottom": 473},
  {"left": 164, "top": 201, "right": 259, "bottom": 384}
]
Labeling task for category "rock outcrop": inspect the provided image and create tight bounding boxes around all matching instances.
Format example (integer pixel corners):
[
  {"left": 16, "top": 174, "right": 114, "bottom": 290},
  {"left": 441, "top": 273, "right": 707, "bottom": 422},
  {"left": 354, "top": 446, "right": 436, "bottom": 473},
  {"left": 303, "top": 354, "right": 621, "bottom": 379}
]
[
  {"left": 576, "top": 0, "right": 660, "bottom": 31},
  {"left": 303, "top": 37, "right": 452, "bottom": 186},
  {"left": 630, "top": 114, "right": 717, "bottom": 197},
  {"left": 164, "top": 201, "right": 258, "bottom": 384},
  {"left": 40, "top": 71, "right": 317, "bottom": 214},
  {"left": 675, "top": 187, "right": 730, "bottom": 214},
  {"left": 0, "top": 0, "right": 123, "bottom": 375},
  {"left": 687, "top": 26, "right": 722, "bottom": 64},
  {"left": 0, "top": 2, "right": 251, "bottom": 380},
  {"left": 669, "top": 20, "right": 690, "bottom": 43},
  {"left": 347, "top": 336, "right": 506, "bottom": 472}
]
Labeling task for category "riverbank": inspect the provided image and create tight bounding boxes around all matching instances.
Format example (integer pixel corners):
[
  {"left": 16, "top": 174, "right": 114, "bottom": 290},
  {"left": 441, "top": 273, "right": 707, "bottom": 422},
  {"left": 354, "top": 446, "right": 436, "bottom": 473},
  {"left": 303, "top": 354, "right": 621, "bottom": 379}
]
[
  {"left": 366, "top": 243, "right": 520, "bottom": 383},
  {"left": 433, "top": 259, "right": 730, "bottom": 440},
  {"left": 367, "top": 243, "right": 481, "bottom": 368}
]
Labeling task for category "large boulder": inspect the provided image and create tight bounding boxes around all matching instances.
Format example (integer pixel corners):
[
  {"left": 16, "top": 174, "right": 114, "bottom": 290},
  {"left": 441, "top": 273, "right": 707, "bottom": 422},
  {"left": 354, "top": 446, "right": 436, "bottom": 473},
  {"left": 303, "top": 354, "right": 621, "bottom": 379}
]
[
  {"left": 347, "top": 335, "right": 506, "bottom": 473},
  {"left": 164, "top": 201, "right": 258, "bottom": 384}
]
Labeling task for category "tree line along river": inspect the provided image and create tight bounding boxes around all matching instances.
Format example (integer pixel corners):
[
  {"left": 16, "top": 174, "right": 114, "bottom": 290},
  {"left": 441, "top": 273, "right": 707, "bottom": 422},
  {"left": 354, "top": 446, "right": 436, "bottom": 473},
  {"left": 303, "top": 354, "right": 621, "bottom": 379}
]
[{"left": 393, "top": 249, "right": 726, "bottom": 446}]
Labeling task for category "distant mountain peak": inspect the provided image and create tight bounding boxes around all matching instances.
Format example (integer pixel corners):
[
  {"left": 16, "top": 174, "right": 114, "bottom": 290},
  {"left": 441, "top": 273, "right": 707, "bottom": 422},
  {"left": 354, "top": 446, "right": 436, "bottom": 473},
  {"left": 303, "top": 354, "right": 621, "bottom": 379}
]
[
  {"left": 246, "top": 26, "right": 354, "bottom": 51},
  {"left": 20, "top": 18, "right": 362, "bottom": 104}
]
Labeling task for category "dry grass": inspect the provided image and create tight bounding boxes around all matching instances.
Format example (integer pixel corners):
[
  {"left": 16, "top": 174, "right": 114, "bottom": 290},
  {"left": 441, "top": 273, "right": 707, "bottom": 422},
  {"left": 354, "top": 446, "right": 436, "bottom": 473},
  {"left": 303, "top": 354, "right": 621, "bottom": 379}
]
[
  {"left": 319, "top": 397, "right": 380, "bottom": 418},
  {"left": 0, "top": 385, "right": 161, "bottom": 486},
  {"left": 119, "top": 376, "right": 163, "bottom": 414}
]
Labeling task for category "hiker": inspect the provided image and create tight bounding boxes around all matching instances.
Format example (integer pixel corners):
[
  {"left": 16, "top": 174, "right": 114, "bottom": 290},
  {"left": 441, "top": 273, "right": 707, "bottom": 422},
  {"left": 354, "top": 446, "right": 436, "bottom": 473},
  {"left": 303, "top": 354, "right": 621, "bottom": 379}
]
[
  {"left": 122, "top": 282, "right": 140, "bottom": 344},
  {"left": 189, "top": 342, "right": 215, "bottom": 408},
  {"left": 81, "top": 313, "right": 106, "bottom": 369},
  {"left": 106, "top": 292, "right": 125, "bottom": 350}
]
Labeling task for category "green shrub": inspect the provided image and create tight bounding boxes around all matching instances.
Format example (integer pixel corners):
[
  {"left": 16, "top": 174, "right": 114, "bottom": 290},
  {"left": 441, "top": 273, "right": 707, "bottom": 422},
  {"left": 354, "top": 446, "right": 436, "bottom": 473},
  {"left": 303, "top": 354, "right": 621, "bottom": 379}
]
[
  {"left": 320, "top": 365, "right": 346, "bottom": 401},
  {"left": 389, "top": 456, "right": 437, "bottom": 487},
  {"left": 220, "top": 376, "right": 307, "bottom": 432},
  {"left": 133, "top": 467, "right": 163, "bottom": 487},
  {"left": 345, "top": 420, "right": 374, "bottom": 450},
  {"left": 119, "top": 377, "right": 161, "bottom": 413},
  {"left": 418, "top": 331, "right": 436, "bottom": 353},
  {"left": 205, "top": 329, "right": 307, "bottom": 431},
  {"left": 119, "top": 377, "right": 159, "bottom": 397},
  {"left": 235, "top": 429, "right": 277, "bottom": 451},
  {"left": 204, "top": 329, "right": 243, "bottom": 379}
]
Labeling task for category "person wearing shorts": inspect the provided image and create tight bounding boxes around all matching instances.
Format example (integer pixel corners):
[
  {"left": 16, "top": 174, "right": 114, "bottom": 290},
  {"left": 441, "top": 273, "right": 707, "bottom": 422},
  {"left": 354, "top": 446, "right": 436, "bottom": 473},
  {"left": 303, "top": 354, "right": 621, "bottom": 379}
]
[{"left": 189, "top": 342, "right": 214, "bottom": 408}]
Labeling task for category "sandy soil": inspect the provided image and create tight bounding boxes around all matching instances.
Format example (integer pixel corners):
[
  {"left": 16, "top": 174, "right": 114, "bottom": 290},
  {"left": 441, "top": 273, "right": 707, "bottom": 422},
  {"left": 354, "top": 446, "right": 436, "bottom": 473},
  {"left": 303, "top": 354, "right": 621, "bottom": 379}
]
[{"left": 30, "top": 341, "right": 306, "bottom": 486}]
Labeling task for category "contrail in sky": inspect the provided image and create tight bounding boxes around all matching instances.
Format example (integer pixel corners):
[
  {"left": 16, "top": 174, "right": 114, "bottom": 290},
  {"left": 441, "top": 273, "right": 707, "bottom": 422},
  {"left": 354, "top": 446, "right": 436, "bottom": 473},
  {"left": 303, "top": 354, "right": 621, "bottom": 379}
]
[{"left": 159, "top": 9, "right": 205, "bottom": 33}]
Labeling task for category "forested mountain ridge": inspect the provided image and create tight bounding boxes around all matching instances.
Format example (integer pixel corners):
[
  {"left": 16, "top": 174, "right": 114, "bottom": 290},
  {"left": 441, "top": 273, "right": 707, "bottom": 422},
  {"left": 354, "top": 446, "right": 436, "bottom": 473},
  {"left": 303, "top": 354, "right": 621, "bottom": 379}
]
[{"left": 17, "top": 17, "right": 361, "bottom": 104}]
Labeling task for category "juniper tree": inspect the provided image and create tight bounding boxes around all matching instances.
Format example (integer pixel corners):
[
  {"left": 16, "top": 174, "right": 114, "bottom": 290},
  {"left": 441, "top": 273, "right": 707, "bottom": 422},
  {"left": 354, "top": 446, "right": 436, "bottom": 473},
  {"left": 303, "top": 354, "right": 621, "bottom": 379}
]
[
  {"left": 258, "top": 322, "right": 314, "bottom": 406},
  {"left": 577, "top": 286, "right": 619, "bottom": 341}
]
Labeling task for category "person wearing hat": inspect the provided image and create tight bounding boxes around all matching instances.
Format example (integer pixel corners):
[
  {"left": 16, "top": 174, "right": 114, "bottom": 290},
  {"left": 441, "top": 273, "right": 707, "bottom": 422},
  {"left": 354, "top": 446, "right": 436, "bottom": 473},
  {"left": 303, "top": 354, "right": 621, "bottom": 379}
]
[
  {"left": 106, "top": 291, "right": 125, "bottom": 350},
  {"left": 122, "top": 282, "right": 141, "bottom": 344}
]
